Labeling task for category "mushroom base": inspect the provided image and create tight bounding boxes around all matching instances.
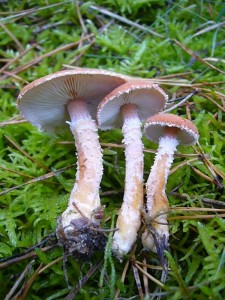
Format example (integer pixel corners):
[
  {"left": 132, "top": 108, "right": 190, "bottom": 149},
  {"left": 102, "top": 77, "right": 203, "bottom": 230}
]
[
  {"left": 56, "top": 216, "right": 107, "bottom": 259},
  {"left": 142, "top": 211, "right": 169, "bottom": 256}
]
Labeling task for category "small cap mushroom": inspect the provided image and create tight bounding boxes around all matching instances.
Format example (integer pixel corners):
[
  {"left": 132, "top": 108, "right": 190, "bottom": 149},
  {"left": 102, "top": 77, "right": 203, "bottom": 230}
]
[
  {"left": 144, "top": 113, "right": 199, "bottom": 145},
  {"left": 97, "top": 81, "right": 168, "bottom": 259},
  {"left": 17, "top": 68, "right": 128, "bottom": 257},
  {"left": 142, "top": 113, "right": 199, "bottom": 258}
]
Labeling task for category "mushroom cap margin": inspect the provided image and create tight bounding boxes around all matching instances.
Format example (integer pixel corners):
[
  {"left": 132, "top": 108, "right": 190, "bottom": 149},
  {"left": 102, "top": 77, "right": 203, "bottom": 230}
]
[{"left": 144, "top": 113, "right": 199, "bottom": 145}]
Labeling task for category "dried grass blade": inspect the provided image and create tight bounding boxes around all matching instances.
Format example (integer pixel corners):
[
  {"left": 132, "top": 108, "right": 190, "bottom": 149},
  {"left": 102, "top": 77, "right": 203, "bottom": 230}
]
[
  {"left": 4, "top": 135, "right": 50, "bottom": 171},
  {"left": 13, "top": 264, "right": 43, "bottom": 300},
  {"left": 0, "top": 119, "right": 27, "bottom": 127},
  {"left": 114, "top": 258, "right": 130, "bottom": 300},
  {"left": 168, "top": 214, "right": 225, "bottom": 220},
  {"left": 38, "top": 257, "right": 63, "bottom": 275},
  {"left": 134, "top": 263, "right": 166, "bottom": 288},
  {"left": 64, "top": 260, "right": 103, "bottom": 300},
  {"left": 0, "top": 35, "right": 94, "bottom": 81},
  {"left": 170, "top": 207, "right": 225, "bottom": 212},
  {"left": 4, "top": 260, "right": 35, "bottom": 300},
  {"left": 0, "top": 45, "right": 36, "bottom": 74},
  {"left": 191, "top": 21, "right": 225, "bottom": 38},
  {"left": 89, "top": 5, "right": 163, "bottom": 38},
  {"left": 173, "top": 39, "right": 225, "bottom": 75},
  {"left": 132, "top": 261, "right": 144, "bottom": 299},
  {"left": 0, "top": 23, "right": 24, "bottom": 52},
  {"left": 0, "top": 166, "right": 34, "bottom": 179},
  {"left": 198, "top": 92, "right": 225, "bottom": 112},
  {"left": 0, "top": 163, "right": 76, "bottom": 196},
  {"left": 142, "top": 258, "right": 149, "bottom": 297},
  {"left": 170, "top": 158, "right": 199, "bottom": 174}
]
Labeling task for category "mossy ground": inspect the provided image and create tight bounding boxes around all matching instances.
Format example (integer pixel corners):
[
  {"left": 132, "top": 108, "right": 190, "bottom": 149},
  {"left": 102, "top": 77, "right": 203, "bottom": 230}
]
[{"left": 0, "top": 1, "right": 225, "bottom": 299}]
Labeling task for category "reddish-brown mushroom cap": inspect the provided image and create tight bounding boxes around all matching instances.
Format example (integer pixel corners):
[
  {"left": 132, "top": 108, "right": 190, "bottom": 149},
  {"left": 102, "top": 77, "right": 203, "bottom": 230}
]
[
  {"left": 97, "top": 80, "right": 168, "bottom": 130},
  {"left": 17, "top": 68, "right": 128, "bottom": 131},
  {"left": 144, "top": 113, "right": 199, "bottom": 145}
]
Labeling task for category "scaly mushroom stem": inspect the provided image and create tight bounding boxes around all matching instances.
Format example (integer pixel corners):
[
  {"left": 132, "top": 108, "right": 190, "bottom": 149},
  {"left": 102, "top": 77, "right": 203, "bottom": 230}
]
[
  {"left": 57, "top": 99, "right": 105, "bottom": 256},
  {"left": 142, "top": 134, "right": 179, "bottom": 253},
  {"left": 63, "top": 99, "right": 103, "bottom": 226},
  {"left": 112, "top": 103, "right": 144, "bottom": 258}
]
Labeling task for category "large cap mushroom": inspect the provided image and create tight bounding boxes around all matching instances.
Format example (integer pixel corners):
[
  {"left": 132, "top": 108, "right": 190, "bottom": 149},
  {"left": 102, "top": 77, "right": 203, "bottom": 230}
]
[
  {"left": 97, "top": 80, "right": 168, "bottom": 259},
  {"left": 141, "top": 113, "right": 199, "bottom": 259},
  {"left": 18, "top": 68, "right": 128, "bottom": 131},
  {"left": 17, "top": 68, "right": 128, "bottom": 257}
]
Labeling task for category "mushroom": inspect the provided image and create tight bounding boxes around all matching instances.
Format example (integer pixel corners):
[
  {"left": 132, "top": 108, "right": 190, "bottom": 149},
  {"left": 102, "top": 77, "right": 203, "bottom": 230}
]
[
  {"left": 141, "top": 113, "right": 199, "bottom": 256},
  {"left": 17, "top": 68, "right": 128, "bottom": 257},
  {"left": 97, "top": 80, "right": 168, "bottom": 258}
]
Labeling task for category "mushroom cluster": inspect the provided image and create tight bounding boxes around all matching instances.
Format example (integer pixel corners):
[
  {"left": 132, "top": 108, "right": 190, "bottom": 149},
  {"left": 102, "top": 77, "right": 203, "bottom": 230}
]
[{"left": 17, "top": 68, "right": 199, "bottom": 260}]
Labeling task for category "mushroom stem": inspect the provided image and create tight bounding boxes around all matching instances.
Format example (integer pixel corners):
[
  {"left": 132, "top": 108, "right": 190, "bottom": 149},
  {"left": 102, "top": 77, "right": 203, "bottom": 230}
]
[
  {"left": 142, "top": 135, "right": 179, "bottom": 253},
  {"left": 61, "top": 99, "right": 103, "bottom": 228},
  {"left": 112, "top": 103, "right": 144, "bottom": 258}
]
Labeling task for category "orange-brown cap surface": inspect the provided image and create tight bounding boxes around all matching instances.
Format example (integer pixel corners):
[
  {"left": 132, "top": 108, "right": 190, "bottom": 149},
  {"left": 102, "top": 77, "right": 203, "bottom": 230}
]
[
  {"left": 97, "top": 80, "right": 168, "bottom": 130},
  {"left": 144, "top": 113, "right": 199, "bottom": 145},
  {"left": 17, "top": 68, "right": 127, "bottom": 131}
]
